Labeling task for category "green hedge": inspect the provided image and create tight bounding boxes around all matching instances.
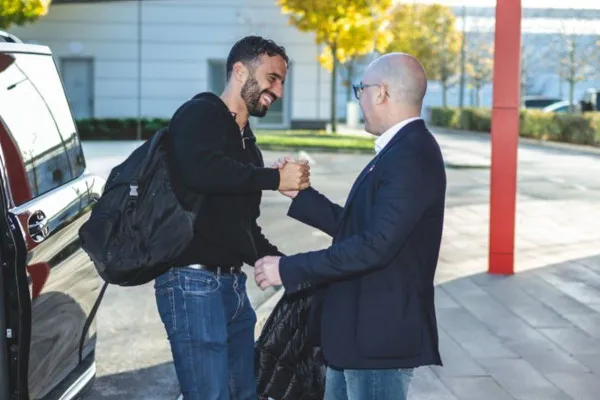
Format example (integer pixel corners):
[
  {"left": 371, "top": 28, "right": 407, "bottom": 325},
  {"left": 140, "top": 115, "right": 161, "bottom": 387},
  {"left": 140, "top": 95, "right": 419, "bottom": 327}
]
[
  {"left": 76, "top": 118, "right": 169, "bottom": 140},
  {"left": 430, "top": 107, "right": 600, "bottom": 146},
  {"left": 74, "top": 118, "right": 376, "bottom": 152}
]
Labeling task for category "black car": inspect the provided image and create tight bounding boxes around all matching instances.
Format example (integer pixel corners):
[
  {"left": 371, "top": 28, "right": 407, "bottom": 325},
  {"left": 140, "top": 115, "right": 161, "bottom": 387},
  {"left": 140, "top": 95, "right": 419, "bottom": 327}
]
[
  {"left": 0, "top": 33, "right": 104, "bottom": 399},
  {"left": 522, "top": 95, "right": 564, "bottom": 109}
]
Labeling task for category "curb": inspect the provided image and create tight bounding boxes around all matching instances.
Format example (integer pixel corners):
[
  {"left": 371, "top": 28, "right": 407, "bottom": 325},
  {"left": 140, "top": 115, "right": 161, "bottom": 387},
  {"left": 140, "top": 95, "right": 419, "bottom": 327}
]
[
  {"left": 257, "top": 144, "right": 374, "bottom": 154},
  {"left": 253, "top": 286, "right": 285, "bottom": 340},
  {"left": 431, "top": 126, "right": 600, "bottom": 156}
]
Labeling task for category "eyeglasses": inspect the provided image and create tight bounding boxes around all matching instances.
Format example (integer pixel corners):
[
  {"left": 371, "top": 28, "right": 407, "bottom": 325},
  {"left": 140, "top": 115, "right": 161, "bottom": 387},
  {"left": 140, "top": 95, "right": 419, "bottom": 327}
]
[{"left": 352, "top": 82, "right": 389, "bottom": 100}]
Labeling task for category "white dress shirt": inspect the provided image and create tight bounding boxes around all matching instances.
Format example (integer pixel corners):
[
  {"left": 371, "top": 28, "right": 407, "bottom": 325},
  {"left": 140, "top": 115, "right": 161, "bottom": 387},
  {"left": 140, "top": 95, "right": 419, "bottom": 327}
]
[{"left": 374, "top": 117, "right": 422, "bottom": 155}]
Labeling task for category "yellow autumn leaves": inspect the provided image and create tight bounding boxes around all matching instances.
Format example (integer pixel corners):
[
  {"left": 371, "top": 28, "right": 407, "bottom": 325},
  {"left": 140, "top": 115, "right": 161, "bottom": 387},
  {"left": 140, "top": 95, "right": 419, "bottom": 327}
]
[
  {"left": 278, "top": 0, "right": 393, "bottom": 71},
  {"left": 278, "top": 0, "right": 463, "bottom": 77},
  {"left": 277, "top": 0, "right": 468, "bottom": 121},
  {"left": 0, "top": 0, "right": 50, "bottom": 29}
]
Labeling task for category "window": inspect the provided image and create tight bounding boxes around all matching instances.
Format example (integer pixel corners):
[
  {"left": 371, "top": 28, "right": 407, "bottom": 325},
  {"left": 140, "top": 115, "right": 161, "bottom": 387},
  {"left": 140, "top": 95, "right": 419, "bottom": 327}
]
[
  {"left": 16, "top": 53, "right": 86, "bottom": 178},
  {"left": 0, "top": 53, "right": 74, "bottom": 205},
  {"left": 208, "top": 60, "right": 227, "bottom": 95}
]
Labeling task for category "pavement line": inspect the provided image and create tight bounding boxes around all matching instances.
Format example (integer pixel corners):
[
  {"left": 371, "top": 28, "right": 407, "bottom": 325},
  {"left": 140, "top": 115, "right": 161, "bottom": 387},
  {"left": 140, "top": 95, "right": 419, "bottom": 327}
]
[{"left": 548, "top": 177, "right": 565, "bottom": 184}]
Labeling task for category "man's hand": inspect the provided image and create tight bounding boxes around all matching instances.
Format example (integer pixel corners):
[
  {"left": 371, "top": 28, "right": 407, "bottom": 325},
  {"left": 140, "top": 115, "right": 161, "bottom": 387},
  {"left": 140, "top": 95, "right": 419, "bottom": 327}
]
[
  {"left": 254, "top": 256, "right": 282, "bottom": 290},
  {"left": 272, "top": 156, "right": 306, "bottom": 198},
  {"left": 278, "top": 159, "right": 310, "bottom": 193}
]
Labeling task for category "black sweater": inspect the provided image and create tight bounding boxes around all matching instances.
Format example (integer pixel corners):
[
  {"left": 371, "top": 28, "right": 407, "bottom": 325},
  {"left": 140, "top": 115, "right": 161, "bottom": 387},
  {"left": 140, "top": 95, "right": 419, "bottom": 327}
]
[{"left": 165, "top": 92, "right": 283, "bottom": 267}]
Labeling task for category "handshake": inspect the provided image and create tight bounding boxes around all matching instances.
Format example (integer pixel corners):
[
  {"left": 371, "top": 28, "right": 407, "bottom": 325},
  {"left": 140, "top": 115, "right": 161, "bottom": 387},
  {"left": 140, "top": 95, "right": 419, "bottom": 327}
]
[{"left": 274, "top": 156, "right": 311, "bottom": 197}]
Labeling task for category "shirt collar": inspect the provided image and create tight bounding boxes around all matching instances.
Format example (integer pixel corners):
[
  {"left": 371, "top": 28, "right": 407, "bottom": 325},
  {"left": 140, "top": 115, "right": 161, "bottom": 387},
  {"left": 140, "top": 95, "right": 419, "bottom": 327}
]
[{"left": 374, "top": 117, "right": 421, "bottom": 155}]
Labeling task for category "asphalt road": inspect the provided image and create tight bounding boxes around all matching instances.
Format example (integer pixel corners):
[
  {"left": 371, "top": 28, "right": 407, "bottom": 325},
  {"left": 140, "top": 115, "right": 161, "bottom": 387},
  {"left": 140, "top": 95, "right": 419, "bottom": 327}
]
[{"left": 79, "top": 130, "right": 600, "bottom": 399}]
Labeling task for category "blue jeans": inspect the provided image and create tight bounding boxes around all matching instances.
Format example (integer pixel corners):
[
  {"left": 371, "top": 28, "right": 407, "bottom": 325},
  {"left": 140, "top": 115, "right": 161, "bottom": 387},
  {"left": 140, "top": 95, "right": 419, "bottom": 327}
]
[
  {"left": 154, "top": 267, "right": 257, "bottom": 400},
  {"left": 325, "top": 367, "right": 414, "bottom": 400}
]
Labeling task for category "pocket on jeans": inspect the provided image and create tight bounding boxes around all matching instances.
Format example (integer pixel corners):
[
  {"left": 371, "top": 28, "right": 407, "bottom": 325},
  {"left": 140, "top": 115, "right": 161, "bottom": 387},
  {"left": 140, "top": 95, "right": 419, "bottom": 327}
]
[
  {"left": 156, "top": 286, "right": 177, "bottom": 336},
  {"left": 183, "top": 273, "right": 220, "bottom": 296}
]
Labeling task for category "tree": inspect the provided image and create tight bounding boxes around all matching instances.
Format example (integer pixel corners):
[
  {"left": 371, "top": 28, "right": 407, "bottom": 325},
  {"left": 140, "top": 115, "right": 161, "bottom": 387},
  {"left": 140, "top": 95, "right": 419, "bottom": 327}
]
[
  {"left": 277, "top": 0, "right": 392, "bottom": 133},
  {"left": 553, "top": 9, "right": 598, "bottom": 111},
  {"left": 520, "top": 41, "right": 537, "bottom": 100},
  {"left": 559, "top": 35, "right": 597, "bottom": 110},
  {"left": 0, "top": 0, "right": 50, "bottom": 30},
  {"left": 386, "top": 3, "right": 462, "bottom": 107},
  {"left": 317, "top": 4, "right": 392, "bottom": 104},
  {"left": 465, "top": 35, "right": 493, "bottom": 107}
]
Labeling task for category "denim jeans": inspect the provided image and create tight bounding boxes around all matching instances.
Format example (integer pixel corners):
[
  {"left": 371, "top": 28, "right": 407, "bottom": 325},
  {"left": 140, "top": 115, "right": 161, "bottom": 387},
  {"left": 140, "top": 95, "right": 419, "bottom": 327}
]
[
  {"left": 154, "top": 267, "right": 257, "bottom": 400},
  {"left": 325, "top": 367, "right": 414, "bottom": 400}
]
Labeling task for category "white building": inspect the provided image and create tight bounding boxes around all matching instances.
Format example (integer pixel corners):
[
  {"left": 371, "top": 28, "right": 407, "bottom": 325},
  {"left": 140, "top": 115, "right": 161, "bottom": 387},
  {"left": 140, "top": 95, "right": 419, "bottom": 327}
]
[
  {"left": 9, "top": 0, "right": 600, "bottom": 129},
  {"left": 9, "top": 0, "right": 333, "bottom": 129}
]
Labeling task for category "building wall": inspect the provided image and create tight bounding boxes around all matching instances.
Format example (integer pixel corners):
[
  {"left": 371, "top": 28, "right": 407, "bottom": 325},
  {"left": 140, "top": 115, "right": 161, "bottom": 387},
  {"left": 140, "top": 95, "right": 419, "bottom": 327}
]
[
  {"left": 9, "top": 1, "right": 600, "bottom": 127},
  {"left": 9, "top": 0, "right": 333, "bottom": 127}
]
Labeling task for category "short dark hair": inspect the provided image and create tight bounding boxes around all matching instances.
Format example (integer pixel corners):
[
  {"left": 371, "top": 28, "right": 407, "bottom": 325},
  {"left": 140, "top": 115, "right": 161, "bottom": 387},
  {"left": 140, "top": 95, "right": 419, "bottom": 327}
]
[{"left": 226, "top": 36, "right": 289, "bottom": 80}]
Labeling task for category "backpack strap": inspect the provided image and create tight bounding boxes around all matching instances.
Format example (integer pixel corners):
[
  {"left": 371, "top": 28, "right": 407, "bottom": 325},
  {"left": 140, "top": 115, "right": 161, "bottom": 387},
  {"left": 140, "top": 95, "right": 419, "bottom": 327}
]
[
  {"left": 79, "top": 281, "right": 109, "bottom": 363},
  {"left": 128, "top": 127, "right": 169, "bottom": 205}
]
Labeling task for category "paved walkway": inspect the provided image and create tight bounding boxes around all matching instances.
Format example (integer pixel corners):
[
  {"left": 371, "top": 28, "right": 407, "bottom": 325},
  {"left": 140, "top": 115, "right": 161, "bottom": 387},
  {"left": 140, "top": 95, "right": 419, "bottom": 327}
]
[{"left": 409, "top": 198, "right": 600, "bottom": 400}]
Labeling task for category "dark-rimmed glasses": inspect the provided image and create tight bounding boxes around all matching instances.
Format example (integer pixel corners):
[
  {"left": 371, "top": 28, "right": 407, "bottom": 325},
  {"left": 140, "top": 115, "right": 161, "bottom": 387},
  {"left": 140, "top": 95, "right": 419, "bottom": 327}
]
[{"left": 352, "top": 82, "right": 389, "bottom": 100}]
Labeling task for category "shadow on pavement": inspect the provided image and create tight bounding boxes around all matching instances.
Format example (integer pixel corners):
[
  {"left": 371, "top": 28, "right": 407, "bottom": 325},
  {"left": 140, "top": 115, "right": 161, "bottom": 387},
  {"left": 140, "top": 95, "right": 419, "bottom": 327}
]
[
  {"left": 84, "top": 361, "right": 179, "bottom": 400},
  {"left": 410, "top": 253, "right": 600, "bottom": 400}
]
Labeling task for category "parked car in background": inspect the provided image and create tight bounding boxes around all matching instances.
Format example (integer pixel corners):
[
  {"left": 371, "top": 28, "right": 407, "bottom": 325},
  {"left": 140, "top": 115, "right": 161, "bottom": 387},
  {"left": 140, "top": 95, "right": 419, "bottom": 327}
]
[
  {"left": 522, "top": 96, "right": 564, "bottom": 109},
  {"left": 542, "top": 100, "right": 579, "bottom": 113},
  {"left": 1, "top": 31, "right": 104, "bottom": 399},
  {"left": 580, "top": 88, "right": 600, "bottom": 112},
  {"left": 0, "top": 30, "right": 21, "bottom": 44}
]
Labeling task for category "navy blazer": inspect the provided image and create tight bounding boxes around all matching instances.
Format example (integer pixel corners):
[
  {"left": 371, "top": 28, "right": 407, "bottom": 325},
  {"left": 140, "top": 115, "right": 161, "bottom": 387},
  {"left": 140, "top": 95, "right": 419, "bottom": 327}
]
[{"left": 279, "top": 119, "right": 446, "bottom": 369}]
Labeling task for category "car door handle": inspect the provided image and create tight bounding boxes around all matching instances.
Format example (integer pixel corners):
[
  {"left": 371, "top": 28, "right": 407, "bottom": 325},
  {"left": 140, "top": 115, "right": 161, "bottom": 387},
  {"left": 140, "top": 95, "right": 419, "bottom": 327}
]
[{"left": 28, "top": 211, "right": 49, "bottom": 243}]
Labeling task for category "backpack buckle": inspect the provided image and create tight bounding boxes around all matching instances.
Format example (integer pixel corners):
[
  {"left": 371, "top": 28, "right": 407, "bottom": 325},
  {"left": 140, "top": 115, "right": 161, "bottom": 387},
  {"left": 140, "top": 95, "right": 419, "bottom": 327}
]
[{"left": 129, "top": 184, "right": 138, "bottom": 197}]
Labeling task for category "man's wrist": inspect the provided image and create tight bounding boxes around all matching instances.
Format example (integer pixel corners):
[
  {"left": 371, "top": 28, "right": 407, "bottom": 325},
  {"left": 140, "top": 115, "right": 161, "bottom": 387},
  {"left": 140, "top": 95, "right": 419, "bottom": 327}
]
[{"left": 260, "top": 167, "right": 280, "bottom": 190}]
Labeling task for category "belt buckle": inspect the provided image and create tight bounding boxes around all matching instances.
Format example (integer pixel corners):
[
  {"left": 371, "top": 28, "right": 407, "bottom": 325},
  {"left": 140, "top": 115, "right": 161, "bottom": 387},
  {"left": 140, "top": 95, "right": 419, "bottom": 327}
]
[
  {"left": 215, "top": 266, "right": 236, "bottom": 275},
  {"left": 218, "top": 266, "right": 237, "bottom": 275}
]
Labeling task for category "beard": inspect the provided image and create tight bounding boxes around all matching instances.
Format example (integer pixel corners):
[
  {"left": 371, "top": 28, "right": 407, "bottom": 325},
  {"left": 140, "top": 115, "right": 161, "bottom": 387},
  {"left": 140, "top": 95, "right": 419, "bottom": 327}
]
[{"left": 241, "top": 74, "right": 274, "bottom": 118}]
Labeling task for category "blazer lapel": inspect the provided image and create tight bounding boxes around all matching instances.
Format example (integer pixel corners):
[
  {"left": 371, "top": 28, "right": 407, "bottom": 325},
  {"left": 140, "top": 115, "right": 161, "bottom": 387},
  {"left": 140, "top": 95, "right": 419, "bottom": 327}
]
[{"left": 344, "top": 157, "right": 378, "bottom": 208}]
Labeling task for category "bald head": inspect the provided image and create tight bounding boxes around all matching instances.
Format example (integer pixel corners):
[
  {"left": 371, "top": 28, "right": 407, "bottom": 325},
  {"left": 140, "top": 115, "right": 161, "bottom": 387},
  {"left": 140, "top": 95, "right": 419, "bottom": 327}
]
[{"left": 366, "top": 53, "right": 427, "bottom": 110}]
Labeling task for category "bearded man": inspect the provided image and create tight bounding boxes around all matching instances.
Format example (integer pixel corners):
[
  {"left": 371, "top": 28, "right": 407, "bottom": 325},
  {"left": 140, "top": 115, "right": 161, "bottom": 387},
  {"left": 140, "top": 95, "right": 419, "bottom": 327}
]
[{"left": 154, "top": 36, "right": 310, "bottom": 400}]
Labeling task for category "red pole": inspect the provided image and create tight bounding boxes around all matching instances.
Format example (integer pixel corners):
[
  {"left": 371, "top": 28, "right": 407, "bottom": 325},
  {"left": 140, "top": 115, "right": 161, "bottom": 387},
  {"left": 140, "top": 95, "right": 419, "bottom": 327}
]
[{"left": 488, "top": 0, "right": 521, "bottom": 275}]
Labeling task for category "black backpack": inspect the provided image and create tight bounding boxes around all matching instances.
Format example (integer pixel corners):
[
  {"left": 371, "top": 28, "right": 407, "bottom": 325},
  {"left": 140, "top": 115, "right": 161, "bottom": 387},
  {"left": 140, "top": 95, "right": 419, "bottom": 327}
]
[{"left": 77, "top": 127, "right": 199, "bottom": 361}]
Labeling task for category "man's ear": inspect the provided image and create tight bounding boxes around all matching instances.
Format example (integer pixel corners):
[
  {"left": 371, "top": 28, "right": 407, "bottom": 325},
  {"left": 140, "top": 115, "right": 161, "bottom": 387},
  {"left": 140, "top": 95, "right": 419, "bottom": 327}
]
[
  {"left": 233, "top": 62, "right": 247, "bottom": 83},
  {"left": 375, "top": 84, "right": 387, "bottom": 105}
]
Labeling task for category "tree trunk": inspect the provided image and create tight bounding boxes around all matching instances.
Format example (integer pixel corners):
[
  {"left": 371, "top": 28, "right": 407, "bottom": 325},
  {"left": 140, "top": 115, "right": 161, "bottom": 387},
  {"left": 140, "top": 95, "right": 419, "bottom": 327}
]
[
  {"left": 346, "top": 80, "right": 352, "bottom": 103},
  {"left": 345, "top": 61, "right": 355, "bottom": 103},
  {"left": 475, "top": 84, "right": 481, "bottom": 107},
  {"left": 569, "top": 79, "right": 575, "bottom": 112},
  {"left": 568, "top": 39, "right": 576, "bottom": 112},
  {"left": 458, "top": 6, "right": 467, "bottom": 110},
  {"left": 330, "top": 43, "right": 338, "bottom": 133},
  {"left": 442, "top": 82, "right": 448, "bottom": 108}
]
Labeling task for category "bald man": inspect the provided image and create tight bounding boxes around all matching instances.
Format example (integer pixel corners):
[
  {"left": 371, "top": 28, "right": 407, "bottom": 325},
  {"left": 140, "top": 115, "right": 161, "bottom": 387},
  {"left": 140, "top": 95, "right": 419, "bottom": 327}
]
[{"left": 255, "top": 53, "right": 446, "bottom": 399}]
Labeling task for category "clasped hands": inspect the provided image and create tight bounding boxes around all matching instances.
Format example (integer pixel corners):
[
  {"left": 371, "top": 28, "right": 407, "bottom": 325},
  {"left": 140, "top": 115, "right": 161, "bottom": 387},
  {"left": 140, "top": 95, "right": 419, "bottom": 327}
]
[{"left": 275, "top": 156, "right": 310, "bottom": 196}]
